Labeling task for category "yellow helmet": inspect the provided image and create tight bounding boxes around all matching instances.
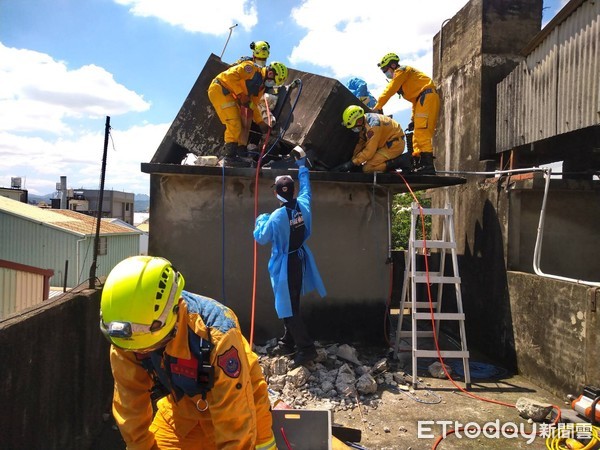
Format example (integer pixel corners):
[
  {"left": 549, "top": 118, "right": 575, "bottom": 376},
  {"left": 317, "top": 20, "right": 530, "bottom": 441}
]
[
  {"left": 100, "top": 256, "right": 184, "bottom": 351},
  {"left": 341, "top": 105, "right": 365, "bottom": 128},
  {"left": 268, "top": 61, "right": 288, "bottom": 86},
  {"left": 250, "top": 40, "right": 270, "bottom": 59},
  {"left": 377, "top": 52, "right": 400, "bottom": 69}
]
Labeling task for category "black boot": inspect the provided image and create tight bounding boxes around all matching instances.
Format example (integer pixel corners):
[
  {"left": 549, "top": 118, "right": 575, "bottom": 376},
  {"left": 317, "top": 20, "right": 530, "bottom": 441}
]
[
  {"left": 236, "top": 145, "right": 255, "bottom": 166},
  {"left": 222, "top": 143, "right": 251, "bottom": 167},
  {"left": 414, "top": 153, "right": 436, "bottom": 175},
  {"left": 385, "top": 153, "right": 414, "bottom": 173}
]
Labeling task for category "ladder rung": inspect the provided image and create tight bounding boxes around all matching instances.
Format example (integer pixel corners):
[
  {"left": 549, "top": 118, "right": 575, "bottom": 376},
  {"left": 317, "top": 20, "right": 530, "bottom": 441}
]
[
  {"left": 413, "top": 274, "right": 461, "bottom": 284},
  {"left": 413, "top": 312, "right": 465, "bottom": 321},
  {"left": 398, "top": 331, "right": 434, "bottom": 338},
  {"left": 403, "top": 301, "right": 438, "bottom": 308},
  {"left": 414, "top": 240, "right": 456, "bottom": 249},
  {"left": 413, "top": 207, "right": 453, "bottom": 216},
  {"left": 414, "top": 350, "right": 470, "bottom": 358}
]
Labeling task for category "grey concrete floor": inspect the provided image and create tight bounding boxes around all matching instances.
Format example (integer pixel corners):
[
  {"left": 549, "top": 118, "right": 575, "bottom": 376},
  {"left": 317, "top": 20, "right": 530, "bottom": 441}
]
[
  {"left": 332, "top": 370, "right": 566, "bottom": 449},
  {"left": 92, "top": 356, "right": 573, "bottom": 450}
]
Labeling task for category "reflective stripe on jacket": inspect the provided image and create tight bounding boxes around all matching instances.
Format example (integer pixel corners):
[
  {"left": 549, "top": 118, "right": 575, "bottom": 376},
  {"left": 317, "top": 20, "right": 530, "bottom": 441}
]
[
  {"left": 110, "top": 291, "right": 275, "bottom": 450},
  {"left": 352, "top": 113, "right": 405, "bottom": 166}
]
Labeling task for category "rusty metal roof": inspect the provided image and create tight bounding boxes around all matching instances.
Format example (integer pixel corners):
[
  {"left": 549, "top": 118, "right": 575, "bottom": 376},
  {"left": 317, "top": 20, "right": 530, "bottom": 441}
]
[{"left": 0, "top": 196, "right": 140, "bottom": 236}]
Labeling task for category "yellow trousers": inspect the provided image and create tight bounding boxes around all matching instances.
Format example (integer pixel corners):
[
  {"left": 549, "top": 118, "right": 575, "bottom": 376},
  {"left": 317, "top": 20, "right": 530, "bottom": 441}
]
[
  {"left": 207, "top": 82, "right": 243, "bottom": 145},
  {"left": 360, "top": 138, "right": 405, "bottom": 173},
  {"left": 412, "top": 90, "right": 440, "bottom": 156}
]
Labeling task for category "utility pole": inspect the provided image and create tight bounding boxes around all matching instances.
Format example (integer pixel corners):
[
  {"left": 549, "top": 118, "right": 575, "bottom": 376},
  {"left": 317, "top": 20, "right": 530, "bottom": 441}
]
[
  {"left": 89, "top": 116, "right": 111, "bottom": 289},
  {"left": 220, "top": 24, "right": 238, "bottom": 59}
]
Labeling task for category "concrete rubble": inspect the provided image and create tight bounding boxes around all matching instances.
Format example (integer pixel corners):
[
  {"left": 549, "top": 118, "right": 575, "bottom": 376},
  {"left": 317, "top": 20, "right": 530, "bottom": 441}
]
[
  {"left": 255, "top": 340, "right": 417, "bottom": 412},
  {"left": 515, "top": 397, "right": 554, "bottom": 422}
]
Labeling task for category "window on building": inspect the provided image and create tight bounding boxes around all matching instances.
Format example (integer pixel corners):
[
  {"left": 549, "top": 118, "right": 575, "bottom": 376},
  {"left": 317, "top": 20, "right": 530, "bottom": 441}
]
[{"left": 98, "top": 237, "right": 108, "bottom": 255}]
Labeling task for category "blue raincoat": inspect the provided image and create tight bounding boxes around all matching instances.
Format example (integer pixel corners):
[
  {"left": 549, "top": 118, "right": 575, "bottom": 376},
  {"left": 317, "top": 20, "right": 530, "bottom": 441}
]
[
  {"left": 346, "top": 77, "right": 377, "bottom": 109},
  {"left": 253, "top": 166, "right": 326, "bottom": 318}
]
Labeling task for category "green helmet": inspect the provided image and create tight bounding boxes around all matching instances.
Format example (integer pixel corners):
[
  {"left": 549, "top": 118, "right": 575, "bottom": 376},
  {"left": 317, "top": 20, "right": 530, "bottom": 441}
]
[
  {"left": 268, "top": 61, "right": 288, "bottom": 86},
  {"left": 250, "top": 40, "right": 270, "bottom": 59},
  {"left": 377, "top": 52, "right": 400, "bottom": 69},
  {"left": 100, "top": 256, "right": 184, "bottom": 351},
  {"left": 341, "top": 105, "right": 365, "bottom": 128}
]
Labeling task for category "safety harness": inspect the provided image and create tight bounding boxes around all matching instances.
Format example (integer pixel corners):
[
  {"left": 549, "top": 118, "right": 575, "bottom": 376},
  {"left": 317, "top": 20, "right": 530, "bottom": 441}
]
[{"left": 137, "top": 327, "right": 215, "bottom": 405}]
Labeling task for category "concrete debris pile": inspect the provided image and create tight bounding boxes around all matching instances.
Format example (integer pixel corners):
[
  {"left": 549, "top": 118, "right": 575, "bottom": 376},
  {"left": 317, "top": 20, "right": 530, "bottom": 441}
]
[{"left": 254, "top": 340, "right": 416, "bottom": 413}]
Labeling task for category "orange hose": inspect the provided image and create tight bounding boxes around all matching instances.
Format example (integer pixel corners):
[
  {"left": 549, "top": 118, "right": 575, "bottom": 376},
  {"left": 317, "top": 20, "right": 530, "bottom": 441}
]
[{"left": 249, "top": 97, "right": 272, "bottom": 348}]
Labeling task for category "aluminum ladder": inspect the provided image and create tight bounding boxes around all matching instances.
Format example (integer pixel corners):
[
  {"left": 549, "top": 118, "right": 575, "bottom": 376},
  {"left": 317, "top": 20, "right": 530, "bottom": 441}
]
[{"left": 393, "top": 201, "right": 471, "bottom": 389}]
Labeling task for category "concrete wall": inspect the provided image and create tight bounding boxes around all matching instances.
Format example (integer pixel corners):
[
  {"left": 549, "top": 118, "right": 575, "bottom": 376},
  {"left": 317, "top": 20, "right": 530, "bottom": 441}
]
[
  {"left": 433, "top": 0, "right": 543, "bottom": 166},
  {"left": 508, "top": 178, "right": 600, "bottom": 281},
  {"left": 508, "top": 272, "right": 599, "bottom": 396},
  {"left": 0, "top": 290, "right": 114, "bottom": 449},
  {"left": 434, "top": 180, "right": 599, "bottom": 397},
  {"left": 428, "top": 0, "right": 600, "bottom": 397},
  {"left": 149, "top": 172, "right": 391, "bottom": 345}
]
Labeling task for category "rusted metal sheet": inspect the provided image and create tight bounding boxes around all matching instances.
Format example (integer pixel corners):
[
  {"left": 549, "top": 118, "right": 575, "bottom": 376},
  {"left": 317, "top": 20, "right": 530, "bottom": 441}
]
[
  {"left": 496, "top": 0, "right": 599, "bottom": 152},
  {"left": 0, "top": 262, "right": 53, "bottom": 319}
]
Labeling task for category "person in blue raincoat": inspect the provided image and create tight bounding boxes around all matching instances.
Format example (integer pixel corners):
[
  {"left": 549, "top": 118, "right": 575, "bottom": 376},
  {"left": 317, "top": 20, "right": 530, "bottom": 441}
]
[
  {"left": 346, "top": 77, "right": 377, "bottom": 109},
  {"left": 253, "top": 157, "right": 326, "bottom": 367}
]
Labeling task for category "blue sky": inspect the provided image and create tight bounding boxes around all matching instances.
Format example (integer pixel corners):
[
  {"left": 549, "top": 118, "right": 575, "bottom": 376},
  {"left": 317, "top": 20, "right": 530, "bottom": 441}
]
[{"left": 1, "top": 0, "right": 567, "bottom": 195}]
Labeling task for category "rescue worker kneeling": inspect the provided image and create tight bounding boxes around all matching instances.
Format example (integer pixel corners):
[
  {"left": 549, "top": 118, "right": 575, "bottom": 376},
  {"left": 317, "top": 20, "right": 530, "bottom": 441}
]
[
  {"left": 100, "top": 256, "right": 276, "bottom": 450},
  {"left": 334, "top": 105, "right": 412, "bottom": 173}
]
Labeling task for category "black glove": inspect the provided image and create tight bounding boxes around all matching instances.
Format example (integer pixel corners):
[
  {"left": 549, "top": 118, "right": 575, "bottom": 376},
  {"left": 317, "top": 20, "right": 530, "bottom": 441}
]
[
  {"left": 258, "top": 122, "right": 271, "bottom": 134},
  {"left": 332, "top": 160, "right": 356, "bottom": 172}
]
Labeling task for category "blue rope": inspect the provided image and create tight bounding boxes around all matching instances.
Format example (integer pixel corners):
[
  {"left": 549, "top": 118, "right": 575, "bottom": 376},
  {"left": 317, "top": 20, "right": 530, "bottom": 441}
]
[
  {"left": 416, "top": 359, "right": 508, "bottom": 379},
  {"left": 257, "top": 79, "right": 304, "bottom": 162}
]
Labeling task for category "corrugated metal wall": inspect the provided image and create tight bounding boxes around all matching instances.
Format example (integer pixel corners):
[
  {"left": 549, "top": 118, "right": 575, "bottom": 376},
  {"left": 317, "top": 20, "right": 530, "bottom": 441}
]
[
  {"left": 0, "top": 214, "right": 140, "bottom": 288},
  {"left": 496, "top": 0, "right": 599, "bottom": 152},
  {"left": 0, "top": 268, "right": 45, "bottom": 319}
]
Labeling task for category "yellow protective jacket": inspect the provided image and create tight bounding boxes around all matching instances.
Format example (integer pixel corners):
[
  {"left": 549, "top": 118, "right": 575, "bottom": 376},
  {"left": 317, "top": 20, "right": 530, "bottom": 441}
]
[
  {"left": 374, "top": 65, "right": 436, "bottom": 109},
  {"left": 110, "top": 291, "right": 275, "bottom": 450},
  {"left": 212, "top": 60, "right": 266, "bottom": 125},
  {"left": 351, "top": 113, "right": 405, "bottom": 166}
]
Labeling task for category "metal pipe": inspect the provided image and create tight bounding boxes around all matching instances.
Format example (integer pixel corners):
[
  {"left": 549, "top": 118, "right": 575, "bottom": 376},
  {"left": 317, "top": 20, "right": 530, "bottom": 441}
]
[
  {"left": 441, "top": 167, "right": 600, "bottom": 287},
  {"left": 63, "top": 260, "right": 68, "bottom": 293},
  {"left": 439, "top": 19, "right": 451, "bottom": 67},
  {"left": 532, "top": 169, "right": 600, "bottom": 287},
  {"left": 76, "top": 237, "right": 86, "bottom": 286},
  {"left": 220, "top": 24, "right": 238, "bottom": 60}
]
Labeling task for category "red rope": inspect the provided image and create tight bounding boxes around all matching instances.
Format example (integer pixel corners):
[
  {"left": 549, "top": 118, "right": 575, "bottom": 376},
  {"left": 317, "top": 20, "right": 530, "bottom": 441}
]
[
  {"left": 249, "top": 97, "right": 272, "bottom": 348},
  {"left": 393, "top": 173, "right": 562, "bottom": 449}
]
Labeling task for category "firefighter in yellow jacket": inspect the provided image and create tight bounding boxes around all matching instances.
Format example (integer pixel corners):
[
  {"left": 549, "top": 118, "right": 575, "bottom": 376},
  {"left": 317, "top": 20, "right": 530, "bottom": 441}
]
[
  {"left": 334, "top": 105, "right": 412, "bottom": 173},
  {"left": 208, "top": 60, "right": 288, "bottom": 167},
  {"left": 100, "top": 256, "right": 276, "bottom": 450},
  {"left": 374, "top": 52, "right": 440, "bottom": 174}
]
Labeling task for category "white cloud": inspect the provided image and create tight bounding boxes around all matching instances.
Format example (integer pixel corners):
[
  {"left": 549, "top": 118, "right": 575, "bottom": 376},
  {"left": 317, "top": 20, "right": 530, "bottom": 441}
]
[
  {"left": 288, "top": 0, "right": 469, "bottom": 119},
  {"left": 114, "top": 0, "right": 258, "bottom": 34},
  {"left": 0, "top": 43, "right": 150, "bottom": 135},
  {"left": 0, "top": 123, "right": 168, "bottom": 195}
]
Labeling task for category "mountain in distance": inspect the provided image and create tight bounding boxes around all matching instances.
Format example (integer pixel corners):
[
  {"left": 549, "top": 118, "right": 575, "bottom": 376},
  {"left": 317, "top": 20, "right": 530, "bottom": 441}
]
[{"left": 134, "top": 194, "right": 150, "bottom": 212}]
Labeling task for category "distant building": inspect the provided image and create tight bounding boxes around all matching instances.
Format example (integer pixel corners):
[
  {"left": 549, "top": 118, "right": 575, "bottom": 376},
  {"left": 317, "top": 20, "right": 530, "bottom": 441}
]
[
  {"left": 0, "top": 187, "right": 28, "bottom": 203},
  {"left": 80, "top": 189, "right": 135, "bottom": 225},
  {"left": 0, "top": 196, "right": 141, "bottom": 289}
]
